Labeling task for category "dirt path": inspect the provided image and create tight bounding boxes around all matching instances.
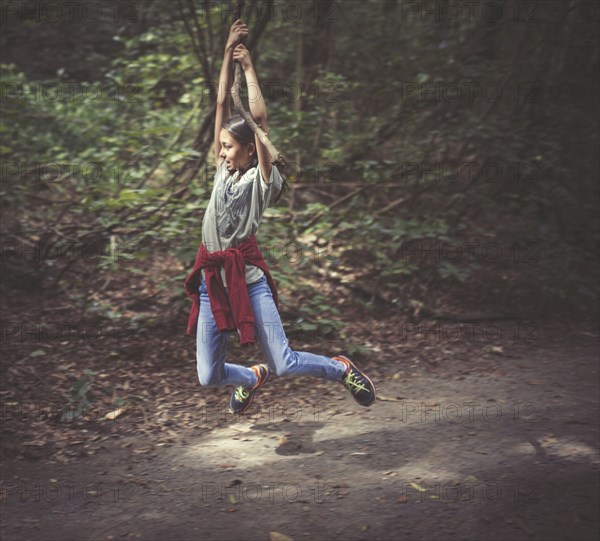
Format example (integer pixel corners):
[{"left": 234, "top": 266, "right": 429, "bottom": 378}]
[{"left": 1, "top": 323, "right": 598, "bottom": 541}]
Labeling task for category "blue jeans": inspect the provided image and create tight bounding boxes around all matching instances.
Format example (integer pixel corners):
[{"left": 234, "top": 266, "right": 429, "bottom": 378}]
[{"left": 196, "top": 275, "right": 347, "bottom": 388}]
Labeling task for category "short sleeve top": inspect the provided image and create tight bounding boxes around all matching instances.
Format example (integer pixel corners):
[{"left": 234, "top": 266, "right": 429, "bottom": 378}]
[{"left": 200, "top": 160, "right": 283, "bottom": 287}]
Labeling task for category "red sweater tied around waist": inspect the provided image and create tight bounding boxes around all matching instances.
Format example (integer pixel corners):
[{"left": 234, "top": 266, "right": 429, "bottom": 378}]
[{"left": 183, "top": 235, "right": 278, "bottom": 346}]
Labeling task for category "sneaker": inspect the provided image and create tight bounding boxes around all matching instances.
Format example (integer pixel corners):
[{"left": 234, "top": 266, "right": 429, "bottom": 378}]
[
  {"left": 229, "top": 364, "right": 270, "bottom": 414},
  {"left": 333, "top": 355, "right": 376, "bottom": 407}
]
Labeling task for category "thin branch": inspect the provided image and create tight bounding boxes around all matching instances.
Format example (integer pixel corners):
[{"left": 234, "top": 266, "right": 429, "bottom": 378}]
[
  {"left": 136, "top": 99, "right": 202, "bottom": 189},
  {"left": 298, "top": 186, "right": 369, "bottom": 233},
  {"left": 229, "top": 0, "right": 285, "bottom": 166},
  {"left": 231, "top": 65, "right": 285, "bottom": 166},
  {"left": 177, "top": 0, "right": 213, "bottom": 89},
  {"left": 186, "top": 0, "right": 214, "bottom": 94},
  {"left": 177, "top": 1, "right": 202, "bottom": 66}
]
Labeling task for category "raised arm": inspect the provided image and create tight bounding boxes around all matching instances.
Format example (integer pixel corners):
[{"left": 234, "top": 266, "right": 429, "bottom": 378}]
[
  {"left": 232, "top": 44, "right": 272, "bottom": 182},
  {"left": 214, "top": 19, "right": 248, "bottom": 167}
]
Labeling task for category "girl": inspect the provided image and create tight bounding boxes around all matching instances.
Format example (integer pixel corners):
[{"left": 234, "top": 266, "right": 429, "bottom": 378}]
[{"left": 184, "top": 19, "right": 376, "bottom": 414}]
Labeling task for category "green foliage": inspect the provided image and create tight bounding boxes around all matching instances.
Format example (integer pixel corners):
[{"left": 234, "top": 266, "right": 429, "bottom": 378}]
[
  {"left": 61, "top": 369, "right": 97, "bottom": 421},
  {"left": 2, "top": 0, "right": 598, "bottom": 324}
]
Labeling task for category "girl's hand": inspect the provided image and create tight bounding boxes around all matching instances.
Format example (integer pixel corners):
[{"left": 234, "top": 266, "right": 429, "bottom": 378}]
[
  {"left": 232, "top": 44, "right": 253, "bottom": 71},
  {"left": 226, "top": 19, "right": 248, "bottom": 51}
]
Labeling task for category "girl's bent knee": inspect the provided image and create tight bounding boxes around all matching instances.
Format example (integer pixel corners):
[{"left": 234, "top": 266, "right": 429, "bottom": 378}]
[
  {"left": 273, "top": 365, "right": 289, "bottom": 377},
  {"left": 273, "top": 350, "right": 299, "bottom": 377},
  {"left": 198, "top": 369, "right": 225, "bottom": 387}
]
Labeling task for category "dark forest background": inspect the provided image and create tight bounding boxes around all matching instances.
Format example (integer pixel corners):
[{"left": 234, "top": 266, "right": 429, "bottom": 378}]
[
  {"left": 1, "top": 0, "right": 598, "bottom": 358},
  {"left": 1, "top": 4, "right": 599, "bottom": 539}
]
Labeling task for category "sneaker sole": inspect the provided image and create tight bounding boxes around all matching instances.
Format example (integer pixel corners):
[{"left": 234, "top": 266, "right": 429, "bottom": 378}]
[
  {"left": 229, "top": 365, "right": 270, "bottom": 415},
  {"left": 334, "top": 355, "right": 377, "bottom": 406},
  {"left": 230, "top": 394, "right": 255, "bottom": 415}
]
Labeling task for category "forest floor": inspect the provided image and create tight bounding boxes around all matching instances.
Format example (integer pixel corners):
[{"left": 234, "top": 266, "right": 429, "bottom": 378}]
[{"left": 1, "top": 254, "right": 599, "bottom": 541}]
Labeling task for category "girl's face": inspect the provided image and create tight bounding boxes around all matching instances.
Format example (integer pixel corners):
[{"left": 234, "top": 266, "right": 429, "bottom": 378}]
[{"left": 219, "top": 128, "right": 255, "bottom": 174}]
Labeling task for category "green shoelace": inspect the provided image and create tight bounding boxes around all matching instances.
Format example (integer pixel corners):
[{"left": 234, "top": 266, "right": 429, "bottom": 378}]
[
  {"left": 234, "top": 386, "right": 250, "bottom": 402},
  {"left": 344, "top": 371, "right": 369, "bottom": 395}
]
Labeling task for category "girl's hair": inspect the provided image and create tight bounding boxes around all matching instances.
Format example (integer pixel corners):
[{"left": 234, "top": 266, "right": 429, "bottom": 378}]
[
  {"left": 222, "top": 113, "right": 289, "bottom": 204},
  {"left": 222, "top": 114, "right": 255, "bottom": 147}
]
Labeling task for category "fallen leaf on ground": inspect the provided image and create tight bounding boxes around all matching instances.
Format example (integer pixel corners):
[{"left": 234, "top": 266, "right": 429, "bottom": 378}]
[
  {"left": 105, "top": 406, "right": 128, "bottom": 420},
  {"left": 376, "top": 395, "right": 402, "bottom": 402},
  {"left": 269, "top": 532, "right": 293, "bottom": 541}
]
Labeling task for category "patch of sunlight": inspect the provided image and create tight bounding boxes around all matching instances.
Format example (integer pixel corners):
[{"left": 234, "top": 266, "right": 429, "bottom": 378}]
[
  {"left": 511, "top": 442, "right": 537, "bottom": 455},
  {"left": 538, "top": 434, "right": 599, "bottom": 464},
  {"left": 380, "top": 462, "right": 461, "bottom": 483},
  {"left": 182, "top": 422, "right": 285, "bottom": 466}
]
